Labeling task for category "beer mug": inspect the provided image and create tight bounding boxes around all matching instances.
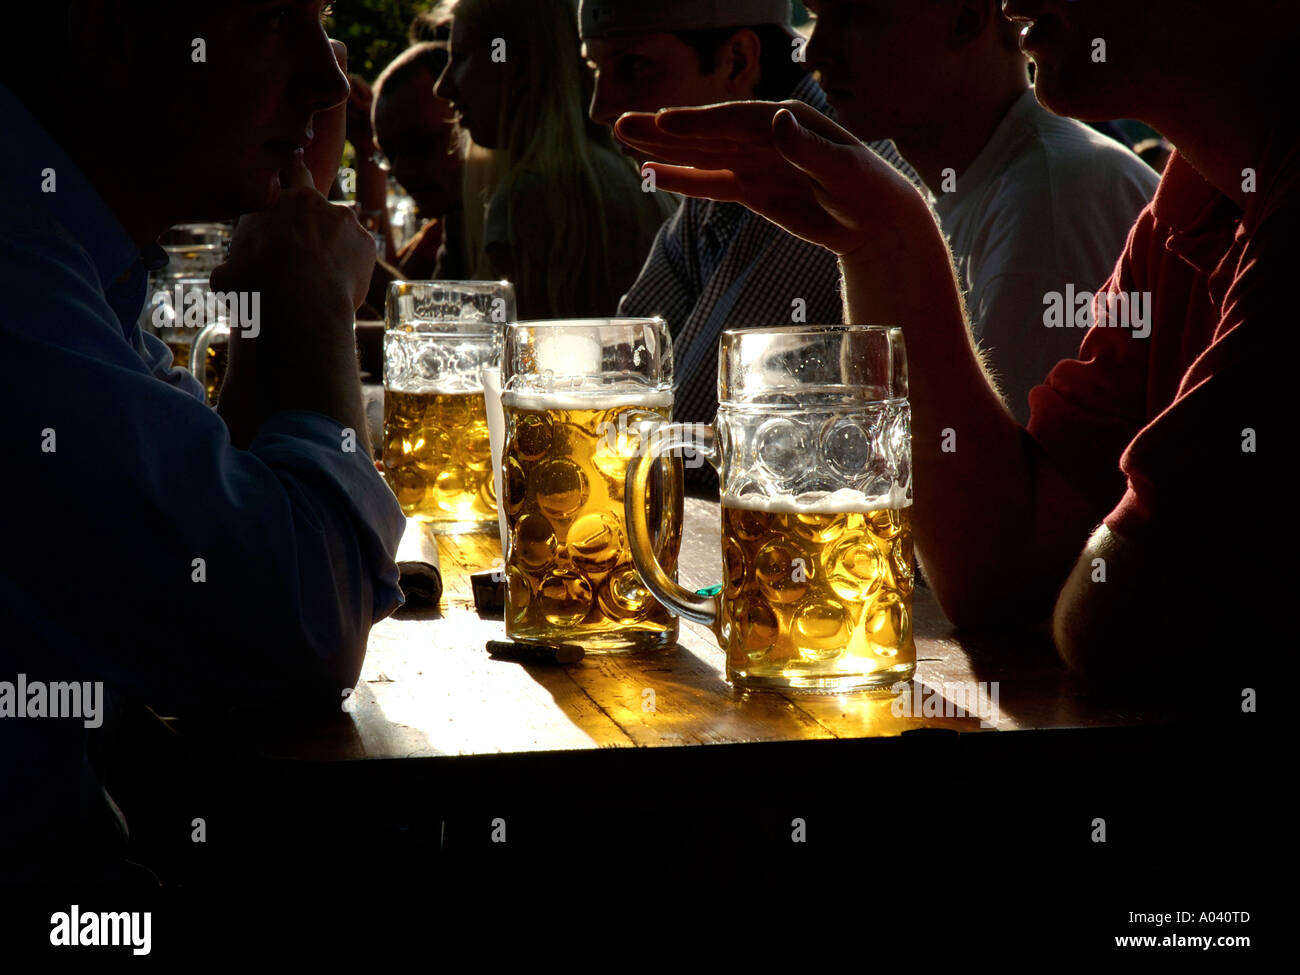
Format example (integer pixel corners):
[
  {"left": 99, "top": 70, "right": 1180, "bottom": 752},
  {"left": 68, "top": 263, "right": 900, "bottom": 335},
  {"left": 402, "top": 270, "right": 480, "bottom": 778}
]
[
  {"left": 626, "top": 326, "right": 915, "bottom": 693},
  {"left": 383, "top": 281, "right": 516, "bottom": 533},
  {"left": 158, "top": 222, "right": 231, "bottom": 276},
  {"left": 145, "top": 275, "right": 231, "bottom": 405},
  {"left": 189, "top": 320, "right": 230, "bottom": 406},
  {"left": 501, "top": 319, "right": 683, "bottom": 653}
]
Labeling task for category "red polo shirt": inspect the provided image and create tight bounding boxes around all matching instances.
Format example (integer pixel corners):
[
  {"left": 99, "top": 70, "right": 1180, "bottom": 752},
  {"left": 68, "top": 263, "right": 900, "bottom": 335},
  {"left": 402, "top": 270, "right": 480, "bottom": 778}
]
[{"left": 1026, "top": 134, "right": 1290, "bottom": 555}]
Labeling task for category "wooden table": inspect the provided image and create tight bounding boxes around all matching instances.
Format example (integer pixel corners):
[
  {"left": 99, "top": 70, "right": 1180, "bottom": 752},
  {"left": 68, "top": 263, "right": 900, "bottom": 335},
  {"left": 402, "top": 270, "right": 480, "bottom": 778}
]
[
  {"left": 157, "top": 495, "right": 1259, "bottom": 903},
  {"left": 255, "top": 498, "right": 1169, "bottom": 762}
]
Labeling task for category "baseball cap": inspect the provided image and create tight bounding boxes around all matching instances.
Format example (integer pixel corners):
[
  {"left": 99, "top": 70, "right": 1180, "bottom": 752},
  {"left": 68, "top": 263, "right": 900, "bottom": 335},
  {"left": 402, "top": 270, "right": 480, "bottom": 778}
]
[{"left": 579, "top": 0, "right": 795, "bottom": 40}]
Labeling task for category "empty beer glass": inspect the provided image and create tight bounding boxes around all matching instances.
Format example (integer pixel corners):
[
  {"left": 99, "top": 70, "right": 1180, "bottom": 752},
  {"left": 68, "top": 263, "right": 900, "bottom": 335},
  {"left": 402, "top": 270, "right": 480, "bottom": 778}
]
[
  {"left": 627, "top": 326, "right": 915, "bottom": 692},
  {"left": 383, "top": 281, "right": 515, "bottom": 533},
  {"left": 501, "top": 319, "right": 683, "bottom": 653}
]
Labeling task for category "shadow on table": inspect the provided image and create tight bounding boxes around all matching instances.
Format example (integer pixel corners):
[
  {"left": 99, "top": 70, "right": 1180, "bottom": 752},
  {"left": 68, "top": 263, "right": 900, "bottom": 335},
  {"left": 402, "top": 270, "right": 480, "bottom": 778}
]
[
  {"left": 522, "top": 634, "right": 988, "bottom": 744},
  {"left": 392, "top": 603, "right": 444, "bottom": 621},
  {"left": 923, "top": 606, "right": 1209, "bottom": 729}
]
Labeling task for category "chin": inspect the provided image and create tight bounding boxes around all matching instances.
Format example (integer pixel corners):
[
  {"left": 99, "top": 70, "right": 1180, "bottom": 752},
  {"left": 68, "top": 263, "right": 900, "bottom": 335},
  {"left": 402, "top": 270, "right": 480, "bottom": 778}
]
[{"left": 1030, "top": 64, "right": 1126, "bottom": 123}]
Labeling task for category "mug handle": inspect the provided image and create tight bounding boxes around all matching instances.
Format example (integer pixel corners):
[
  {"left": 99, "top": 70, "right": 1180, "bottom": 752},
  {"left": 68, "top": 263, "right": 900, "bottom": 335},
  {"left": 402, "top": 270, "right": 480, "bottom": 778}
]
[
  {"left": 625, "top": 422, "right": 720, "bottom": 628},
  {"left": 188, "top": 323, "right": 227, "bottom": 402}
]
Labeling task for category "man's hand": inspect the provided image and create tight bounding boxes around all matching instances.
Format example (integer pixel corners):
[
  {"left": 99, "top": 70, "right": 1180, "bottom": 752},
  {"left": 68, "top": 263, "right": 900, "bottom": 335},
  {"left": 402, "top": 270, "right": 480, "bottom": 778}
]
[
  {"left": 214, "top": 151, "right": 374, "bottom": 314},
  {"left": 214, "top": 151, "right": 372, "bottom": 449},
  {"left": 615, "top": 100, "right": 927, "bottom": 260},
  {"left": 623, "top": 98, "right": 1090, "bottom": 632}
]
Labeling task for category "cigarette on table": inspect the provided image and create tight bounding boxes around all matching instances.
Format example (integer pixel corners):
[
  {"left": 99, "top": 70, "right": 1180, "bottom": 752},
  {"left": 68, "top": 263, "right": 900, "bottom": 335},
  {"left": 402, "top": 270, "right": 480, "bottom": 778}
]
[{"left": 486, "top": 640, "right": 584, "bottom": 665}]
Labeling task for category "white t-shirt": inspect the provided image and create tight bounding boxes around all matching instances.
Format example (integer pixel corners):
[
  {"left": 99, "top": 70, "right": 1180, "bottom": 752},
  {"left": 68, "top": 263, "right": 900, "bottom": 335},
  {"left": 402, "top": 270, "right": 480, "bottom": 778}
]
[{"left": 931, "top": 90, "right": 1159, "bottom": 423}]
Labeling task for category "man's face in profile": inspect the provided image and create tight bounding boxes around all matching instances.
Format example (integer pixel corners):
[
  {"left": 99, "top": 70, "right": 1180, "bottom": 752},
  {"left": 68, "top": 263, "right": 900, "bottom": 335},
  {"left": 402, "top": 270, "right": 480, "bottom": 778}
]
[
  {"left": 584, "top": 32, "right": 745, "bottom": 140},
  {"left": 1001, "top": 0, "right": 1143, "bottom": 121},
  {"left": 373, "top": 70, "right": 461, "bottom": 218},
  {"left": 1000, "top": 0, "right": 1261, "bottom": 124},
  {"left": 135, "top": 1, "right": 348, "bottom": 218}
]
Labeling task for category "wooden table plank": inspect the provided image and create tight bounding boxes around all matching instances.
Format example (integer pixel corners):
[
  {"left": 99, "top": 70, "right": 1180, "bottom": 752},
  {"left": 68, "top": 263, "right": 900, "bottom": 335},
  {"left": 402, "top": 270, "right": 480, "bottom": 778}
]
[{"left": 342, "top": 495, "right": 1128, "bottom": 760}]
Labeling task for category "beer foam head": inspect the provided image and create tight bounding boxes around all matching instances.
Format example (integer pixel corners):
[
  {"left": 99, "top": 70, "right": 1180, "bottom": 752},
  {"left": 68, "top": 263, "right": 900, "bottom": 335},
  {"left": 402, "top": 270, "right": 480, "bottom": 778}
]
[
  {"left": 501, "top": 387, "right": 673, "bottom": 411},
  {"left": 533, "top": 332, "right": 603, "bottom": 375},
  {"left": 723, "top": 485, "right": 911, "bottom": 513}
]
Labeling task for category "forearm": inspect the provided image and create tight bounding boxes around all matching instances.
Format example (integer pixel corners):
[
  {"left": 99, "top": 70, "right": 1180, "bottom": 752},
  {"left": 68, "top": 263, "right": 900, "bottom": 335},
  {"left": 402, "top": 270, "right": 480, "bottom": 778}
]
[
  {"left": 8, "top": 334, "right": 403, "bottom": 717},
  {"left": 840, "top": 215, "right": 1077, "bottom": 625},
  {"left": 355, "top": 158, "right": 398, "bottom": 264},
  {"left": 1050, "top": 525, "right": 1206, "bottom": 684}
]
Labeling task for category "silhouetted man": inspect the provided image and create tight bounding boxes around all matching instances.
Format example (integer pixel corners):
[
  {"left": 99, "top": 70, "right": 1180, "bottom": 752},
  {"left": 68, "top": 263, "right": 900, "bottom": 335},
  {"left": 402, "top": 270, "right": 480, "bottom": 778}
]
[{"left": 0, "top": 1, "right": 403, "bottom": 883}]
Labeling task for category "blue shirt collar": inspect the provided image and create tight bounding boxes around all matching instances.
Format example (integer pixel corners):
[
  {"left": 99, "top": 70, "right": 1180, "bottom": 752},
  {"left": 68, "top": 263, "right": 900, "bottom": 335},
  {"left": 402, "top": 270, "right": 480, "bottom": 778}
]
[{"left": 0, "top": 83, "right": 167, "bottom": 335}]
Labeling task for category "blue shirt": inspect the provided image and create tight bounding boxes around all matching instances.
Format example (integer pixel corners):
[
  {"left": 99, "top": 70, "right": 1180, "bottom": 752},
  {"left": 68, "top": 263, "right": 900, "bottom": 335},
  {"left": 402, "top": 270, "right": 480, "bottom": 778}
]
[{"left": 0, "top": 84, "right": 406, "bottom": 877}]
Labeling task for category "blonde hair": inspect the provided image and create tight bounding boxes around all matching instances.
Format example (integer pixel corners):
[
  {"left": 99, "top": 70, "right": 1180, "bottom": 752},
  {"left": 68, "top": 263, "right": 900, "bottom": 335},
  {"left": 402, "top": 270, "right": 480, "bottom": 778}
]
[{"left": 441, "top": 0, "right": 648, "bottom": 317}]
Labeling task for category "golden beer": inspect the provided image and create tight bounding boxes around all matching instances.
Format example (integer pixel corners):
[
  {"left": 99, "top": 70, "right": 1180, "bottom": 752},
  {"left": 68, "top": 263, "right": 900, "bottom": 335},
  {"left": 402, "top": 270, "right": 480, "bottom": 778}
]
[
  {"left": 719, "top": 499, "right": 916, "bottom": 689},
  {"left": 166, "top": 338, "right": 228, "bottom": 405},
  {"left": 502, "top": 391, "right": 681, "bottom": 652},
  {"left": 383, "top": 389, "right": 497, "bottom": 529}
]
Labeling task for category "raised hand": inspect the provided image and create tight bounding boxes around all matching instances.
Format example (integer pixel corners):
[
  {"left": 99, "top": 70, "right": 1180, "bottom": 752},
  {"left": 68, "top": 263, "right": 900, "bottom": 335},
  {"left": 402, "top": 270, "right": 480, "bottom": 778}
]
[
  {"left": 345, "top": 73, "right": 377, "bottom": 158},
  {"left": 615, "top": 100, "right": 928, "bottom": 263},
  {"left": 214, "top": 150, "right": 373, "bottom": 447},
  {"left": 214, "top": 151, "right": 374, "bottom": 315}
]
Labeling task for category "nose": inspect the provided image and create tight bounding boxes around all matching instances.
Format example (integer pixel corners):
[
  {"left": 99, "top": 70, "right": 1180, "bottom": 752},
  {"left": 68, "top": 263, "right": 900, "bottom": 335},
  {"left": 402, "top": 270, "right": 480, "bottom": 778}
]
[
  {"left": 803, "top": 24, "right": 834, "bottom": 76},
  {"left": 434, "top": 60, "right": 457, "bottom": 105},
  {"left": 1001, "top": 0, "right": 1044, "bottom": 22},
  {"left": 302, "top": 37, "right": 350, "bottom": 113}
]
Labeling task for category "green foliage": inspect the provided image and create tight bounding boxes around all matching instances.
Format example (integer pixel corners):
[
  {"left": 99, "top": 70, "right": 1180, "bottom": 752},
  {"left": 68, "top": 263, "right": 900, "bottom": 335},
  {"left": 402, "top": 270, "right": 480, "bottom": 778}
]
[{"left": 326, "top": 0, "right": 435, "bottom": 81}]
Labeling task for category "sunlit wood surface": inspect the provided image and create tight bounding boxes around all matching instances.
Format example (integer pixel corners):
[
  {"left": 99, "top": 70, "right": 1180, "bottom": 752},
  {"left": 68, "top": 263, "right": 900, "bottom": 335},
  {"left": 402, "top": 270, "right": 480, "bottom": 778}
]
[{"left": 250, "top": 498, "right": 1173, "bottom": 761}]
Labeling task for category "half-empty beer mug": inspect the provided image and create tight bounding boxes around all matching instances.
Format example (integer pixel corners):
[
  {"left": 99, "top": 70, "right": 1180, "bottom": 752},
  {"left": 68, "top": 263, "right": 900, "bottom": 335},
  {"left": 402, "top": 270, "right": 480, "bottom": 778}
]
[
  {"left": 146, "top": 275, "right": 232, "bottom": 405},
  {"left": 383, "top": 281, "right": 516, "bottom": 533},
  {"left": 189, "top": 320, "right": 230, "bottom": 406},
  {"left": 627, "top": 326, "right": 915, "bottom": 692},
  {"left": 501, "top": 319, "right": 683, "bottom": 653}
]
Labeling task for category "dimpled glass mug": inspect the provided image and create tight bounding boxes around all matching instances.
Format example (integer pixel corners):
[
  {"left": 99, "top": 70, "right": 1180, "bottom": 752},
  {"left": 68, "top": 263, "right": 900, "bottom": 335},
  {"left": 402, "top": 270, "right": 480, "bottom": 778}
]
[
  {"left": 144, "top": 275, "right": 232, "bottom": 406},
  {"left": 627, "top": 325, "right": 915, "bottom": 693},
  {"left": 500, "top": 318, "right": 683, "bottom": 653},
  {"left": 382, "top": 281, "right": 516, "bottom": 534}
]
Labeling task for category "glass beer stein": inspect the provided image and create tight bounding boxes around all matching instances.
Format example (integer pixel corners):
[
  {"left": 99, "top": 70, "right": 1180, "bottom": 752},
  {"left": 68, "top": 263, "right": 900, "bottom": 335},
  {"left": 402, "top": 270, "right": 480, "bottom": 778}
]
[
  {"left": 189, "top": 319, "right": 230, "bottom": 406},
  {"left": 382, "top": 281, "right": 516, "bottom": 533},
  {"left": 158, "top": 222, "right": 231, "bottom": 276},
  {"left": 627, "top": 325, "right": 915, "bottom": 693},
  {"left": 145, "top": 275, "right": 231, "bottom": 405},
  {"left": 501, "top": 319, "right": 683, "bottom": 653}
]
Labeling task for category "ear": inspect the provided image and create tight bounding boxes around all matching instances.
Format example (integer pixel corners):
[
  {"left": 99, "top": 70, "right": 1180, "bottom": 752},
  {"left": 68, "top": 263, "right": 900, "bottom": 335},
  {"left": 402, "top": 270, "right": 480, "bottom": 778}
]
[
  {"left": 69, "top": 0, "right": 161, "bottom": 85},
  {"left": 953, "top": 0, "right": 995, "bottom": 49},
  {"left": 719, "top": 28, "right": 763, "bottom": 96}
]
